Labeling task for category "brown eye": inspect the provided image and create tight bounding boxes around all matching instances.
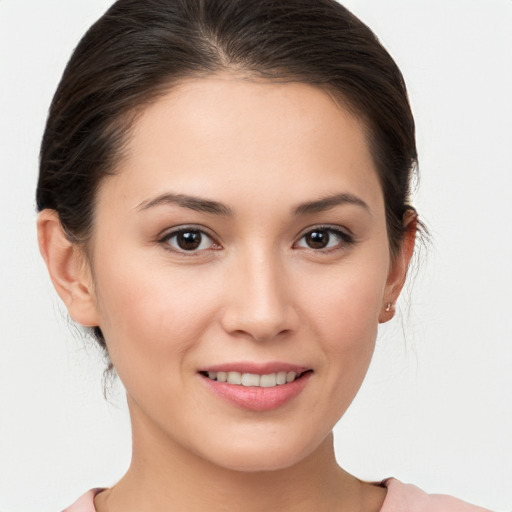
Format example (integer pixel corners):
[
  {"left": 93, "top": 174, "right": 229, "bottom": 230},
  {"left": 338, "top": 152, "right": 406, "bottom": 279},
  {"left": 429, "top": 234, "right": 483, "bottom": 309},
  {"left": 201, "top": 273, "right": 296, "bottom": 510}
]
[
  {"left": 164, "top": 229, "right": 217, "bottom": 252},
  {"left": 176, "top": 231, "right": 202, "bottom": 250},
  {"left": 304, "top": 229, "right": 331, "bottom": 249},
  {"left": 295, "top": 227, "right": 351, "bottom": 251}
]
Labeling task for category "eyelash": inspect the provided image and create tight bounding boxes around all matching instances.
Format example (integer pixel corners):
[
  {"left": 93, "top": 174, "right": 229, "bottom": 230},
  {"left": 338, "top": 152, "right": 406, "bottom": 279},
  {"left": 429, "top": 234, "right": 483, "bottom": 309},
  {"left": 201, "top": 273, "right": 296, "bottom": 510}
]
[
  {"left": 157, "top": 225, "right": 354, "bottom": 255},
  {"left": 158, "top": 226, "right": 221, "bottom": 256},
  {"left": 294, "top": 225, "right": 354, "bottom": 254}
]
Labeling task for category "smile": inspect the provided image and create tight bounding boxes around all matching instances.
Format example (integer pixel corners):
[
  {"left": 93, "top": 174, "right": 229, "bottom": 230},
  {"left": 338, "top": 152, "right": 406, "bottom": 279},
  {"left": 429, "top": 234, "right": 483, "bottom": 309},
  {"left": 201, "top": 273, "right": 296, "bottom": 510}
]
[
  {"left": 199, "top": 365, "right": 313, "bottom": 412},
  {"left": 202, "top": 370, "right": 305, "bottom": 387}
]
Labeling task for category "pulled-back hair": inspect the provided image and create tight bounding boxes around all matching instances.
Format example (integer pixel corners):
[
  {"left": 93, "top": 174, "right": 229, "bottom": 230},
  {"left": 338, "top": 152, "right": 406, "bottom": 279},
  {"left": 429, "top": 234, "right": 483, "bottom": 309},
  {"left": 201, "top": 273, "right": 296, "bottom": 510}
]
[{"left": 37, "top": 0, "right": 418, "bottom": 359}]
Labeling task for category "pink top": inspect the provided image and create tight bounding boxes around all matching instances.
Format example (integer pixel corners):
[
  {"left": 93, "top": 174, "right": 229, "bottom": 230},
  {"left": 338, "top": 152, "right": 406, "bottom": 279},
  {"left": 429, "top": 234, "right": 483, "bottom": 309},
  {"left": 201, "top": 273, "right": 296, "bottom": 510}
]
[
  {"left": 379, "top": 479, "right": 492, "bottom": 512},
  {"left": 62, "top": 478, "right": 493, "bottom": 511}
]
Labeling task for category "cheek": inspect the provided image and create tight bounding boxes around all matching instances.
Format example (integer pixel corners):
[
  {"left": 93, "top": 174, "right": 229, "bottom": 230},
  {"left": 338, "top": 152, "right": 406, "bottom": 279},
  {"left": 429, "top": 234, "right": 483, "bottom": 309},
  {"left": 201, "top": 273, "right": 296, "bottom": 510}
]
[
  {"left": 91, "top": 253, "right": 221, "bottom": 381},
  {"left": 303, "top": 257, "right": 387, "bottom": 343},
  {"left": 298, "top": 253, "right": 389, "bottom": 393}
]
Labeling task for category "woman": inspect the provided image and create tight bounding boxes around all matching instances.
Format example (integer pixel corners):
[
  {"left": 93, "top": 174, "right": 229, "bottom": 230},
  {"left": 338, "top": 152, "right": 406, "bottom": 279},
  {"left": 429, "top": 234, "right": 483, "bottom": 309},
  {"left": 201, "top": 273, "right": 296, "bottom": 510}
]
[{"left": 32, "top": 0, "right": 498, "bottom": 510}]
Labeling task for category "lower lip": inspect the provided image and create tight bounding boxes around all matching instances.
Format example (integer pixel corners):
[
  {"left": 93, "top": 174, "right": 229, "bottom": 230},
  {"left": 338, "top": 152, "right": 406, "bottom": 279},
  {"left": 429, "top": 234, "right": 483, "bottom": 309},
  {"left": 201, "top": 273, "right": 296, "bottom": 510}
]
[{"left": 200, "top": 372, "right": 312, "bottom": 412}]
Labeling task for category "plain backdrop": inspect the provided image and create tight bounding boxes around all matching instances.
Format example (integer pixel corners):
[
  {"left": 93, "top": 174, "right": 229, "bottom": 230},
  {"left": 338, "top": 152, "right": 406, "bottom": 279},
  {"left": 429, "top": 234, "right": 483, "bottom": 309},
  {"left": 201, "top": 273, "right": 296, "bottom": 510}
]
[{"left": 1, "top": 1, "right": 511, "bottom": 511}]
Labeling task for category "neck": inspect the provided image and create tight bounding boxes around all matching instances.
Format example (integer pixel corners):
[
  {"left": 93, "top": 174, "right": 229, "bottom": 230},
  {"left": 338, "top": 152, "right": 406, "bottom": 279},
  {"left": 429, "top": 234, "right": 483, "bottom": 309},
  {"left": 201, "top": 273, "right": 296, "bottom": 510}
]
[{"left": 95, "top": 400, "right": 385, "bottom": 512}]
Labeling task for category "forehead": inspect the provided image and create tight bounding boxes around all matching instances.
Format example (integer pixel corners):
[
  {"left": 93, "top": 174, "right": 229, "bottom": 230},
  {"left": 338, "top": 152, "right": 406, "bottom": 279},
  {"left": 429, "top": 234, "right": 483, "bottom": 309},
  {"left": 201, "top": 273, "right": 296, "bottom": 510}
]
[{"left": 102, "top": 75, "right": 384, "bottom": 216}]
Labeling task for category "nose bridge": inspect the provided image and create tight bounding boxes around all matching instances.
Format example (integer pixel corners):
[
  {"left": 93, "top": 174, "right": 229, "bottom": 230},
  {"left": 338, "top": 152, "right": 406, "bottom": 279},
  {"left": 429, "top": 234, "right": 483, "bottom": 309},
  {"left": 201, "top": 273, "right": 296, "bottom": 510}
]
[{"left": 222, "top": 243, "right": 294, "bottom": 341}]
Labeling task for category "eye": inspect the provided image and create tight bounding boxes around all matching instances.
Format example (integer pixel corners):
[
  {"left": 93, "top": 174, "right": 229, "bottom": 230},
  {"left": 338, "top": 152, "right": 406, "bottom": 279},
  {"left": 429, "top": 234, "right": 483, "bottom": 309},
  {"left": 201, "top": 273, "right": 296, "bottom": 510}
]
[
  {"left": 161, "top": 228, "right": 220, "bottom": 253},
  {"left": 295, "top": 227, "right": 352, "bottom": 251}
]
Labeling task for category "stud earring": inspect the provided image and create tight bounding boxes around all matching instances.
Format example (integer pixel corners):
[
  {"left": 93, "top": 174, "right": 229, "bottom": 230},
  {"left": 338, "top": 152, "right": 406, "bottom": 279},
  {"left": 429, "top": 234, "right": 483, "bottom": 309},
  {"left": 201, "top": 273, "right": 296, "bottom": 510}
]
[{"left": 384, "top": 302, "right": 393, "bottom": 312}]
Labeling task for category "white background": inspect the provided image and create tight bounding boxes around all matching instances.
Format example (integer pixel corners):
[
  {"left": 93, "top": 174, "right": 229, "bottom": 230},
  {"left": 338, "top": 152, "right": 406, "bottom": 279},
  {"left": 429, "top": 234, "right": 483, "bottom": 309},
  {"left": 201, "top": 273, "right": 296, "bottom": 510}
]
[{"left": 1, "top": 1, "right": 511, "bottom": 510}]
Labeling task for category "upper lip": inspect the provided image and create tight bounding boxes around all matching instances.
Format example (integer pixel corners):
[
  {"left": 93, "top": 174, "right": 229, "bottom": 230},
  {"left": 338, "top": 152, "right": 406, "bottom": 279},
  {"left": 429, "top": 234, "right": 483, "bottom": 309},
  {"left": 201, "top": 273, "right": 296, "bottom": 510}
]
[{"left": 199, "top": 362, "right": 310, "bottom": 375}]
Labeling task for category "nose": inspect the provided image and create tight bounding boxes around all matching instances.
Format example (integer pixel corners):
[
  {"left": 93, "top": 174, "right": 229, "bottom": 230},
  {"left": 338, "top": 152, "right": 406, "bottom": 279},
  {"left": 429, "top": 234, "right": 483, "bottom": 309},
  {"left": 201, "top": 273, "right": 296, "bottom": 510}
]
[{"left": 220, "top": 248, "right": 298, "bottom": 342}]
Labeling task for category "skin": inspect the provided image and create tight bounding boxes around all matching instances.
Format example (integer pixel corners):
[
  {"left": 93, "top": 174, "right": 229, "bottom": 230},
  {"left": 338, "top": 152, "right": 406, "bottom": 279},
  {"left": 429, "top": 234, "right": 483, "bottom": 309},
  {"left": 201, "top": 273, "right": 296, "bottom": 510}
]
[{"left": 38, "top": 75, "right": 416, "bottom": 511}]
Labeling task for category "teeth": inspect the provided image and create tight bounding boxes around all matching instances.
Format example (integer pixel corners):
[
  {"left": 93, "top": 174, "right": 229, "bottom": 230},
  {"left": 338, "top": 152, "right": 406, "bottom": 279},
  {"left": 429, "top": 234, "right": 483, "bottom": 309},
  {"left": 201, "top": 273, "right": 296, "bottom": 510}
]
[
  {"left": 206, "top": 370, "right": 301, "bottom": 387},
  {"left": 260, "top": 373, "right": 277, "bottom": 387},
  {"left": 241, "top": 373, "right": 260, "bottom": 386},
  {"left": 227, "top": 371, "right": 242, "bottom": 385}
]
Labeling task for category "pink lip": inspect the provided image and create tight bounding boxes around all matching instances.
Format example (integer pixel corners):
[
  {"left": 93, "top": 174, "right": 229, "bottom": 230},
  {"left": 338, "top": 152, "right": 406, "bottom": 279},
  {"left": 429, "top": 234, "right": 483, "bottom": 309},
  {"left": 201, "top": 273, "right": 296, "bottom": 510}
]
[
  {"left": 199, "top": 363, "right": 312, "bottom": 412},
  {"left": 200, "top": 362, "right": 309, "bottom": 374}
]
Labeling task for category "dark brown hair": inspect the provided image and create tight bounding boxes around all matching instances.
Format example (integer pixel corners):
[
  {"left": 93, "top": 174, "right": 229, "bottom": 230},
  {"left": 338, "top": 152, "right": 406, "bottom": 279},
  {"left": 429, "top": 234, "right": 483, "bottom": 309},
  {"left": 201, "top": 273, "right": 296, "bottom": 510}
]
[{"left": 37, "top": 0, "right": 418, "bottom": 359}]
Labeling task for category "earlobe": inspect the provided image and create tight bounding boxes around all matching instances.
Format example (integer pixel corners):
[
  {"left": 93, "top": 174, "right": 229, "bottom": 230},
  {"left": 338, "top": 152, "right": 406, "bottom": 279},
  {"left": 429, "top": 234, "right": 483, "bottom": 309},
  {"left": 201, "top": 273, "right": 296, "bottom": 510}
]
[
  {"left": 37, "top": 210, "right": 100, "bottom": 327},
  {"left": 379, "top": 209, "right": 418, "bottom": 323}
]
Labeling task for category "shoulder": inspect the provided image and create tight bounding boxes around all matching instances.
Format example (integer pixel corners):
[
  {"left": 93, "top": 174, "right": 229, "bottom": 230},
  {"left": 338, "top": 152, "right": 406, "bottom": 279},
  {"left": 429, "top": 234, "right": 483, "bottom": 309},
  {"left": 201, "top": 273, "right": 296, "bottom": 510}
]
[
  {"left": 61, "top": 481, "right": 494, "bottom": 512},
  {"left": 61, "top": 488, "right": 104, "bottom": 512},
  {"left": 381, "top": 478, "right": 493, "bottom": 512}
]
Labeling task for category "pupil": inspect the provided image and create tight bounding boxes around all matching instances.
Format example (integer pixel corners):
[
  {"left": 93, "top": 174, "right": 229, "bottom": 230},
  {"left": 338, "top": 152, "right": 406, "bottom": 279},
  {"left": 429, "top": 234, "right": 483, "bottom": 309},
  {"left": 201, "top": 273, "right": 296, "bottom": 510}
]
[
  {"left": 177, "top": 231, "right": 201, "bottom": 250},
  {"left": 307, "top": 230, "right": 329, "bottom": 249}
]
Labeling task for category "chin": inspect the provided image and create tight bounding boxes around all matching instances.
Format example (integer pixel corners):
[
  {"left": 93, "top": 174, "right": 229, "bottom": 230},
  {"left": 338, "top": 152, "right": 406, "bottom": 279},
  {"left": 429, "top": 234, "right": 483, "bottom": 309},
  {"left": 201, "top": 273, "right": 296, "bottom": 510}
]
[{"left": 201, "top": 431, "right": 323, "bottom": 473}]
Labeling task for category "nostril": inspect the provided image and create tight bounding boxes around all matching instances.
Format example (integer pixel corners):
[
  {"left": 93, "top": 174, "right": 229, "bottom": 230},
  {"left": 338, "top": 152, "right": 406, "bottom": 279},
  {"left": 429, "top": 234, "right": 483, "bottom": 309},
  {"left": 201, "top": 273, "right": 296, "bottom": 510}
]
[
  {"left": 220, "top": 303, "right": 298, "bottom": 342},
  {"left": 230, "top": 326, "right": 292, "bottom": 343}
]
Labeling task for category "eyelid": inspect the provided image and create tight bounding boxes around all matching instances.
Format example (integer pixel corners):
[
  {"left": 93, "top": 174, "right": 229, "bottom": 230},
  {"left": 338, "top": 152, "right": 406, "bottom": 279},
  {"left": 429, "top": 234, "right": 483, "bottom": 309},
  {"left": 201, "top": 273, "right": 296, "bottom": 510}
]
[
  {"left": 157, "top": 225, "right": 222, "bottom": 254},
  {"left": 295, "top": 224, "right": 353, "bottom": 239},
  {"left": 293, "top": 224, "right": 355, "bottom": 251}
]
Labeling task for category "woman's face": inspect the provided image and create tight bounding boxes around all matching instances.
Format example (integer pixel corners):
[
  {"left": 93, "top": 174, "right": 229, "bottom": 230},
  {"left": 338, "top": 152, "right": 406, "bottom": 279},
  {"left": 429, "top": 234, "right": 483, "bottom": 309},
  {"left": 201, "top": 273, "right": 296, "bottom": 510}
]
[{"left": 85, "top": 76, "right": 404, "bottom": 471}]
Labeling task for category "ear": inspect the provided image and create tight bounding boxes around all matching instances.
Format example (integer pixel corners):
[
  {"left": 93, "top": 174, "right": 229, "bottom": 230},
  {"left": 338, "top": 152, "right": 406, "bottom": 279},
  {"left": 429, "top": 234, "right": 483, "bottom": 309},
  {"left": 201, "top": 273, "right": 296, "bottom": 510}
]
[
  {"left": 37, "top": 209, "right": 100, "bottom": 327},
  {"left": 379, "top": 209, "right": 417, "bottom": 323}
]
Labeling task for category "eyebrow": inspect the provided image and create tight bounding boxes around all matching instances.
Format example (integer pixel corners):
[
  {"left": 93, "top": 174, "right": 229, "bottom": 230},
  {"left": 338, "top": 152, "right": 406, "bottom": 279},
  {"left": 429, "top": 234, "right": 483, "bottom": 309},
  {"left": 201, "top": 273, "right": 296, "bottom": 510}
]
[
  {"left": 293, "top": 192, "right": 370, "bottom": 215},
  {"left": 136, "top": 191, "right": 369, "bottom": 217},
  {"left": 136, "top": 193, "right": 233, "bottom": 216}
]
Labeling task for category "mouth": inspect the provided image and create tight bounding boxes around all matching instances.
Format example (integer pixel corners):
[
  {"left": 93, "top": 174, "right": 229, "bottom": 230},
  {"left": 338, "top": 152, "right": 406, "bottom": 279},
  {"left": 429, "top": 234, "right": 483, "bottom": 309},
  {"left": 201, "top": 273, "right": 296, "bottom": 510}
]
[
  {"left": 199, "top": 369, "right": 312, "bottom": 387},
  {"left": 198, "top": 364, "right": 313, "bottom": 411}
]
